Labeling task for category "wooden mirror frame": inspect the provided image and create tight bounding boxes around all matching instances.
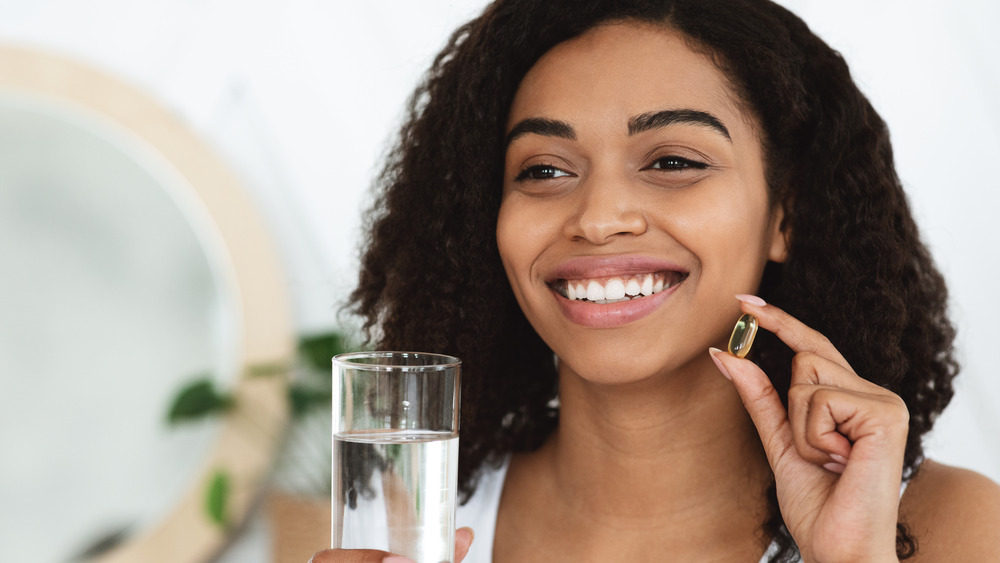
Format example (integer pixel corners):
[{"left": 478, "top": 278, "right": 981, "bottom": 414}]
[{"left": 0, "top": 44, "right": 295, "bottom": 562}]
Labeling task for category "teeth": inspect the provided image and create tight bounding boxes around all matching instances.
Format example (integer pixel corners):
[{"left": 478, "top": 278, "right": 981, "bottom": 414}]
[
  {"left": 605, "top": 279, "right": 626, "bottom": 300},
  {"left": 625, "top": 279, "right": 641, "bottom": 297},
  {"left": 586, "top": 280, "right": 605, "bottom": 301},
  {"left": 559, "top": 272, "right": 684, "bottom": 303},
  {"left": 641, "top": 275, "right": 654, "bottom": 296}
]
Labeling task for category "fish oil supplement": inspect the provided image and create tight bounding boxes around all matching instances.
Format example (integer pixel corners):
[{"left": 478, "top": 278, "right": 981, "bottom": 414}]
[{"left": 728, "top": 313, "right": 758, "bottom": 358}]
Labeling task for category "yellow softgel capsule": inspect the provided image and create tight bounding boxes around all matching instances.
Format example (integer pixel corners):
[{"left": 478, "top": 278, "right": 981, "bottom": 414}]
[{"left": 728, "top": 313, "right": 758, "bottom": 358}]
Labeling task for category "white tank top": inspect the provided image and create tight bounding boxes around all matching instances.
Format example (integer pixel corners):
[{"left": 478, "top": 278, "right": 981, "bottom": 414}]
[{"left": 456, "top": 458, "right": 912, "bottom": 562}]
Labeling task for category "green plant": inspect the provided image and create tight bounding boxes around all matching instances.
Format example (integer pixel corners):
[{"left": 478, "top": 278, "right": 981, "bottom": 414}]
[{"left": 165, "top": 329, "right": 356, "bottom": 525}]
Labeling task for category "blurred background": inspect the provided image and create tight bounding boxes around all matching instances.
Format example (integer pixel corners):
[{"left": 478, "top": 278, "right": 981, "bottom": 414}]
[{"left": 0, "top": 0, "right": 996, "bottom": 561}]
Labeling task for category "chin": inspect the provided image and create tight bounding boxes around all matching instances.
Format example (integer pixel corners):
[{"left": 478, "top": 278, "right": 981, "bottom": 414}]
[{"left": 554, "top": 345, "right": 681, "bottom": 386}]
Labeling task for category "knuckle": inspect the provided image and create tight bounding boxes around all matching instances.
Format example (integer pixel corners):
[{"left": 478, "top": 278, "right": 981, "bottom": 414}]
[
  {"left": 786, "top": 382, "right": 809, "bottom": 403},
  {"left": 790, "top": 352, "right": 807, "bottom": 368},
  {"left": 790, "top": 352, "right": 815, "bottom": 373},
  {"left": 766, "top": 420, "right": 797, "bottom": 465},
  {"left": 746, "top": 379, "right": 780, "bottom": 408},
  {"left": 869, "top": 390, "right": 909, "bottom": 426},
  {"left": 809, "top": 386, "right": 837, "bottom": 404},
  {"left": 765, "top": 420, "right": 790, "bottom": 453},
  {"left": 813, "top": 333, "right": 833, "bottom": 349},
  {"left": 886, "top": 395, "right": 910, "bottom": 426}
]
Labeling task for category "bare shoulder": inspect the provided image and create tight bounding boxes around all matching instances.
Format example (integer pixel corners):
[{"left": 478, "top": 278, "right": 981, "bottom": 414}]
[{"left": 899, "top": 459, "right": 1000, "bottom": 560}]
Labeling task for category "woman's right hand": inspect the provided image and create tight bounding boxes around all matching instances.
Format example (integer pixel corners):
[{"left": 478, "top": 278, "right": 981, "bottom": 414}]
[{"left": 308, "top": 527, "right": 474, "bottom": 563}]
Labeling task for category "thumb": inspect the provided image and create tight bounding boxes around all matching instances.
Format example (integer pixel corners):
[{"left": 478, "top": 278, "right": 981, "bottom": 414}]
[
  {"left": 456, "top": 527, "right": 475, "bottom": 562},
  {"left": 709, "top": 347, "right": 792, "bottom": 470}
]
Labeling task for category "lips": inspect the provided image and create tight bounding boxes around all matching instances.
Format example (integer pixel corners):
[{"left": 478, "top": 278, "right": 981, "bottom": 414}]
[{"left": 545, "top": 256, "right": 689, "bottom": 327}]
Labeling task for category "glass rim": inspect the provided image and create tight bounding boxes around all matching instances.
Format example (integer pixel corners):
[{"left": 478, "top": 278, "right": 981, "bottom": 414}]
[{"left": 332, "top": 350, "right": 461, "bottom": 371}]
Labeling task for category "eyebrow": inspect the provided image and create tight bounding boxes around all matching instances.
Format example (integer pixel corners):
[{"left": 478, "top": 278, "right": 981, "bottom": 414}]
[
  {"left": 628, "top": 109, "right": 731, "bottom": 140},
  {"left": 505, "top": 108, "right": 732, "bottom": 148},
  {"left": 505, "top": 117, "right": 576, "bottom": 147}
]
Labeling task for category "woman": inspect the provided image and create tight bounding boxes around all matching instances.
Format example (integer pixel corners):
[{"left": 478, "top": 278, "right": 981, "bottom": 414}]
[{"left": 315, "top": 0, "right": 1000, "bottom": 561}]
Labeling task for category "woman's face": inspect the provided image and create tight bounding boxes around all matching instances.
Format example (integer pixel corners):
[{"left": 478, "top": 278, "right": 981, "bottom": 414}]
[{"left": 497, "top": 22, "right": 787, "bottom": 384}]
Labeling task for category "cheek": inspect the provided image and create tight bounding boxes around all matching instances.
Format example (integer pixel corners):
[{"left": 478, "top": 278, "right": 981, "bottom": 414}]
[
  {"left": 669, "top": 185, "right": 774, "bottom": 282},
  {"left": 496, "top": 197, "right": 540, "bottom": 289},
  {"left": 496, "top": 196, "right": 567, "bottom": 314}
]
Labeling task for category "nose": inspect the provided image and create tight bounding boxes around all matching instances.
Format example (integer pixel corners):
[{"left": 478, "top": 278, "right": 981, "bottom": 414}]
[{"left": 563, "top": 175, "right": 648, "bottom": 244}]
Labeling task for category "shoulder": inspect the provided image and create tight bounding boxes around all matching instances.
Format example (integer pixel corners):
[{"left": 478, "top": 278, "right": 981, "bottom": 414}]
[{"left": 899, "top": 459, "right": 1000, "bottom": 560}]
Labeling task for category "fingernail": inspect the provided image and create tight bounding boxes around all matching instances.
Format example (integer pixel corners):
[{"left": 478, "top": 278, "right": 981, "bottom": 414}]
[
  {"left": 383, "top": 557, "right": 417, "bottom": 563},
  {"left": 735, "top": 294, "right": 767, "bottom": 306},
  {"left": 457, "top": 526, "right": 475, "bottom": 547},
  {"left": 830, "top": 453, "right": 849, "bottom": 465},
  {"left": 708, "top": 347, "right": 732, "bottom": 380},
  {"left": 822, "top": 461, "right": 846, "bottom": 474}
]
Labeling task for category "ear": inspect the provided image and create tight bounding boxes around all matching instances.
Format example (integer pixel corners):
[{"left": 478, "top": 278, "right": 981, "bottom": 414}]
[{"left": 767, "top": 204, "right": 789, "bottom": 263}]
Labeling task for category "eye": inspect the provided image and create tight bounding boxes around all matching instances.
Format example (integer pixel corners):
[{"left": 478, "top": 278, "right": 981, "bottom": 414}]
[
  {"left": 514, "top": 163, "right": 573, "bottom": 182},
  {"left": 645, "top": 156, "right": 709, "bottom": 171}
]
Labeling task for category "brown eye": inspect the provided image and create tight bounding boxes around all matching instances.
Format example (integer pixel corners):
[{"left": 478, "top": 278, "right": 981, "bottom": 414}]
[
  {"left": 515, "top": 164, "right": 572, "bottom": 181},
  {"left": 647, "top": 156, "right": 708, "bottom": 170}
]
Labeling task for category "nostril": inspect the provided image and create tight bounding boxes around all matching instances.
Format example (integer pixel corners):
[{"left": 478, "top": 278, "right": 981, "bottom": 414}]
[{"left": 568, "top": 212, "right": 648, "bottom": 244}]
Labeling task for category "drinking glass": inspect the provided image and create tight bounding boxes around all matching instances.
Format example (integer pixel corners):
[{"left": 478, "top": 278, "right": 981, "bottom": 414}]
[{"left": 332, "top": 351, "right": 461, "bottom": 563}]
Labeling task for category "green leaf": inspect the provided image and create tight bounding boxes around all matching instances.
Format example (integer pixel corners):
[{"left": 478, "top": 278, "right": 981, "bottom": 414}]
[
  {"left": 298, "top": 332, "right": 348, "bottom": 372},
  {"left": 205, "top": 469, "right": 230, "bottom": 528},
  {"left": 246, "top": 362, "right": 290, "bottom": 379},
  {"left": 166, "top": 377, "right": 233, "bottom": 424},
  {"left": 288, "top": 385, "right": 332, "bottom": 418}
]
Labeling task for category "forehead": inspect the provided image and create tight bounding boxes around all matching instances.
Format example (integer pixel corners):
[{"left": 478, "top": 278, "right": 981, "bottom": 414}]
[{"left": 508, "top": 22, "right": 754, "bottom": 139}]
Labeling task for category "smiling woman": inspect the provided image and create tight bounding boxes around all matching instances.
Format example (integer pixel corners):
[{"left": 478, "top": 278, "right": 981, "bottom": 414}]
[
  {"left": 498, "top": 24, "right": 783, "bottom": 373},
  {"left": 312, "top": 1, "right": 1000, "bottom": 562}
]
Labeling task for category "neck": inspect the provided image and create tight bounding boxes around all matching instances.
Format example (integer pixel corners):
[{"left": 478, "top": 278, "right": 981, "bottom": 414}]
[{"left": 543, "top": 354, "right": 772, "bottom": 527}]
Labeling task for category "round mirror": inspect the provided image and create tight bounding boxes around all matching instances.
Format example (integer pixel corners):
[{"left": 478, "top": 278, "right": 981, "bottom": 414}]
[{"left": 0, "top": 45, "right": 294, "bottom": 562}]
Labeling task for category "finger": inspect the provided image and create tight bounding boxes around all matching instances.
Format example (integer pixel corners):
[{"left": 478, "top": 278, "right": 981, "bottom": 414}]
[
  {"left": 735, "top": 294, "right": 852, "bottom": 371},
  {"left": 787, "top": 352, "right": 865, "bottom": 466},
  {"left": 818, "top": 386, "right": 909, "bottom": 455},
  {"left": 790, "top": 346, "right": 896, "bottom": 408},
  {"left": 806, "top": 384, "right": 910, "bottom": 507},
  {"left": 790, "top": 349, "right": 897, "bottom": 403},
  {"left": 310, "top": 530, "right": 473, "bottom": 563},
  {"left": 710, "top": 348, "right": 793, "bottom": 470},
  {"left": 790, "top": 380, "right": 907, "bottom": 468},
  {"left": 788, "top": 381, "right": 855, "bottom": 465},
  {"left": 456, "top": 527, "right": 475, "bottom": 562},
  {"left": 308, "top": 549, "right": 410, "bottom": 563}
]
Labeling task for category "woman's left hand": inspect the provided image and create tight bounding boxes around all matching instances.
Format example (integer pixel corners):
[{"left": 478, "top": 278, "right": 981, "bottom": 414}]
[{"left": 710, "top": 296, "right": 908, "bottom": 563}]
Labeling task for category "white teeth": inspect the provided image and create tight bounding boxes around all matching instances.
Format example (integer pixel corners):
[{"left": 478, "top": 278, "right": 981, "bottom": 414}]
[
  {"left": 586, "top": 280, "right": 605, "bottom": 301},
  {"left": 640, "top": 275, "right": 654, "bottom": 296},
  {"left": 605, "top": 279, "right": 626, "bottom": 300},
  {"left": 625, "top": 279, "right": 641, "bottom": 297},
  {"left": 561, "top": 272, "right": 683, "bottom": 303}
]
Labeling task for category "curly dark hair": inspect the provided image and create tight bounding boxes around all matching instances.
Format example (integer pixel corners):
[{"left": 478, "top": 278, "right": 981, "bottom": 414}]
[{"left": 347, "top": 0, "right": 959, "bottom": 560}]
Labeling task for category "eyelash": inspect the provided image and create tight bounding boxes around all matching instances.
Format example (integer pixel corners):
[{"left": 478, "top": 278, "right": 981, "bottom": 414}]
[
  {"left": 515, "top": 156, "right": 708, "bottom": 182},
  {"left": 514, "top": 163, "right": 572, "bottom": 182},
  {"left": 644, "top": 155, "right": 709, "bottom": 171}
]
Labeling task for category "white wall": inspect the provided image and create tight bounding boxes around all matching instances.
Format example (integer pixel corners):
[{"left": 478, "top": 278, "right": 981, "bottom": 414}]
[{"left": 1, "top": 0, "right": 997, "bottom": 559}]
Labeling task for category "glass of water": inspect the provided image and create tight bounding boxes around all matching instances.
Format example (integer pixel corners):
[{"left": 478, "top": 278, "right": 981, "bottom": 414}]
[{"left": 332, "top": 351, "right": 461, "bottom": 563}]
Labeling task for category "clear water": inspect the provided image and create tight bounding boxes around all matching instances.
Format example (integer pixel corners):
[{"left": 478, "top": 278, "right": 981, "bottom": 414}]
[{"left": 333, "top": 430, "right": 458, "bottom": 563}]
